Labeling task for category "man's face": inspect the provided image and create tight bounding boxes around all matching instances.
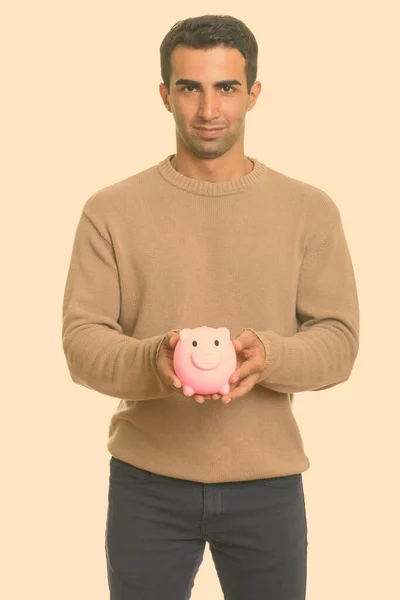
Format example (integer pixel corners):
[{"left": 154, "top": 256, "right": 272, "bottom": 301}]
[{"left": 159, "top": 45, "right": 261, "bottom": 160}]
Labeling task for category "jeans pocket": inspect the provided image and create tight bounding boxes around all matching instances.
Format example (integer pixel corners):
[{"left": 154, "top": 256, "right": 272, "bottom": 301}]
[
  {"left": 109, "top": 456, "right": 160, "bottom": 483},
  {"left": 263, "top": 473, "right": 302, "bottom": 487}
]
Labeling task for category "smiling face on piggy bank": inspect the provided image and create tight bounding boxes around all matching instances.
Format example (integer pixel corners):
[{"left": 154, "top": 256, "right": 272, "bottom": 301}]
[{"left": 173, "top": 326, "right": 237, "bottom": 397}]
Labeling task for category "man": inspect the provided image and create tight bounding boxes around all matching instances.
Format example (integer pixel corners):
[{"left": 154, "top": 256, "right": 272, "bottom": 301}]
[{"left": 62, "top": 14, "right": 360, "bottom": 600}]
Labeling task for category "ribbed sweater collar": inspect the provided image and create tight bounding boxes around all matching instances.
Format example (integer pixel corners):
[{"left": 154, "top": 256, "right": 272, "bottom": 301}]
[{"left": 157, "top": 153, "right": 268, "bottom": 197}]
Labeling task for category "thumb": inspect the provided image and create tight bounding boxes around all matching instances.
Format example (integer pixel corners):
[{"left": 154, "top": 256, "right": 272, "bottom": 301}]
[
  {"left": 232, "top": 339, "right": 243, "bottom": 352},
  {"left": 169, "top": 330, "right": 183, "bottom": 350},
  {"left": 169, "top": 333, "right": 180, "bottom": 349}
]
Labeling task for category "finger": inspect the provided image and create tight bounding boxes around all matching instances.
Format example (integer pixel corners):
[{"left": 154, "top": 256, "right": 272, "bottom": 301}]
[
  {"left": 192, "top": 394, "right": 220, "bottom": 402},
  {"left": 169, "top": 335, "right": 179, "bottom": 348},
  {"left": 221, "top": 373, "right": 260, "bottom": 404},
  {"left": 193, "top": 395, "right": 205, "bottom": 403},
  {"left": 232, "top": 339, "right": 242, "bottom": 352},
  {"left": 230, "top": 372, "right": 240, "bottom": 384},
  {"left": 193, "top": 393, "right": 216, "bottom": 403},
  {"left": 230, "top": 359, "right": 263, "bottom": 385}
]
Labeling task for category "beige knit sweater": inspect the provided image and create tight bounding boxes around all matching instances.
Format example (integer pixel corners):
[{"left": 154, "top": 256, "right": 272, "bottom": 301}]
[{"left": 62, "top": 154, "right": 360, "bottom": 483}]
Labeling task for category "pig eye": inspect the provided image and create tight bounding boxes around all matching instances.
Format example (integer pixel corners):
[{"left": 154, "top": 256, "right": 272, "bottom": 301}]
[
  {"left": 215, "top": 340, "right": 219, "bottom": 346},
  {"left": 192, "top": 341, "right": 197, "bottom": 347}
]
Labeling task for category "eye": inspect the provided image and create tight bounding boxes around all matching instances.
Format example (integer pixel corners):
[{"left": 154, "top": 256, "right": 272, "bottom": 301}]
[
  {"left": 192, "top": 340, "right": 197, "bottom": 347},
  {"left": 214, "top": 340, "right": 219, "bottom": 346},
  {"left": 181, "top": 85, "right": 236, "bottom": 93}
]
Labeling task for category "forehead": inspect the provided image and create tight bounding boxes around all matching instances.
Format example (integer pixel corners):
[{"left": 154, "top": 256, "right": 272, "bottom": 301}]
[{"left": 170, "top": 45, "right": 246, "bottom": 78}]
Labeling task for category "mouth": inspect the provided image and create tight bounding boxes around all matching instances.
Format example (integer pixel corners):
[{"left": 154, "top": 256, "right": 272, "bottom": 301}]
[{"left": 195, "top": 127, "right": 225, "bottom": 138}]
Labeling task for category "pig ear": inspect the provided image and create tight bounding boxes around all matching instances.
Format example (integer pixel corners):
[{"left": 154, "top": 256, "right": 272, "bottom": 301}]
[
  {"left": 179, "top": 328, "right": 192, "bottom": 341},
  {"left": 216, "top": 327, "right": 231, "bottom": 340}
]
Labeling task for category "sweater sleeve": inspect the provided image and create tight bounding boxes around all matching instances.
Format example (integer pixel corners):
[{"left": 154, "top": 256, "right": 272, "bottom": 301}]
[
  {"left": 243, "top": 209, "right": 360, "bottom": 394},
  {"left": 62, "top": 208, "right": 178, "bottom": 401}
]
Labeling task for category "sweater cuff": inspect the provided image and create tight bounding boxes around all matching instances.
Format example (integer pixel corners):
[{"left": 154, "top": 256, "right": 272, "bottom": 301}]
[{"left": 240, "top": 328, "right": 284, "bottom": 382}]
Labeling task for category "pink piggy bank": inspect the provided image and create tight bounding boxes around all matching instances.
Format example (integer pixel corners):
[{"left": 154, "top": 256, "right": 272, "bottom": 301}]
[{"left": 173, "top": 326, "right": 237, "bottom": 397}]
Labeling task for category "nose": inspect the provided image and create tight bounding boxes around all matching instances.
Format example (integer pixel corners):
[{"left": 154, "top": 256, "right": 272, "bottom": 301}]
[{"left": 197, "top": 91, "right": 220, "bottom": 121}]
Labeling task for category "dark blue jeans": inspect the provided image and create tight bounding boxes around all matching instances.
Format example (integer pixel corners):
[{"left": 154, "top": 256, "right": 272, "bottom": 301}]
[{"left": 105, "top": 456, "right": 308, "bottom": 599}]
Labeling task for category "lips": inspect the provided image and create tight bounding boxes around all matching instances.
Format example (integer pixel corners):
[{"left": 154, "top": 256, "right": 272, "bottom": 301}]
[{"left": 195, "top": 127, "right": 225, "bottom": 137}]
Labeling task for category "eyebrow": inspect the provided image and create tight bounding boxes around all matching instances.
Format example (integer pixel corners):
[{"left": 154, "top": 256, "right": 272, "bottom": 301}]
[{"left": 174, "top": 78, "right": 242, "bottom": 88}]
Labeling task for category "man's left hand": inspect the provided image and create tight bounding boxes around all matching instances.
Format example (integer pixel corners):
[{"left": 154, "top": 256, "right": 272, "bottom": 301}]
[
  {"left": 192, "top": 329, "right": 267, "bottom": 404},
  {"left": 220, "top": 329, "right": 267, "bottom": 404}
]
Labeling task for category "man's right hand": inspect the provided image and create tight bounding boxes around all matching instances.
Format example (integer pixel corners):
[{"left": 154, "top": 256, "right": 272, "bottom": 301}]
[{"left": 156, "top": 331, "right": 222, "bottom": 404}]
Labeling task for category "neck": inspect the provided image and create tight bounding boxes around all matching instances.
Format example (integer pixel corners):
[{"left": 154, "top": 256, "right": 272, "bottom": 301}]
[{"left": 170, "top": 154, "right": 254, "bottom": 183}]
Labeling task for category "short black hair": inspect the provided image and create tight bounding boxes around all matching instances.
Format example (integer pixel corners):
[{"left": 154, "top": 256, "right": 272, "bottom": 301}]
[{"left": 160, "top": 14, "right": 258, "bottom": 95}]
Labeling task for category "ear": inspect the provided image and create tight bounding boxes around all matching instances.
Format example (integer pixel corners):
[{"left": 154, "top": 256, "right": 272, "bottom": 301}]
[
  {"left": 217, "top": 327, "right": 231, "bottom": 341},
  {"left": 179, "top": 328, "right": 192, "bottom": 342}
]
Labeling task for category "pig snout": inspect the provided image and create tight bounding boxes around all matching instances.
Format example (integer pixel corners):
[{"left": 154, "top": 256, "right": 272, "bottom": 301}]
[{"left": 190, "top": 347, "right": 222, "bottom": 371}]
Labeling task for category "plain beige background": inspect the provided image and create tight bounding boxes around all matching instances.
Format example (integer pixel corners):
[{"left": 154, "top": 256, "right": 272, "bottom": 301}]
[{"left": 3, "top": 1, "right": 399, "bottom": 599}]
